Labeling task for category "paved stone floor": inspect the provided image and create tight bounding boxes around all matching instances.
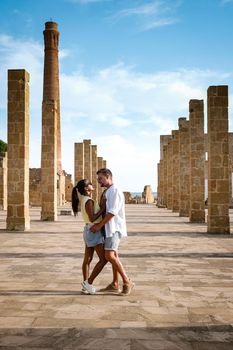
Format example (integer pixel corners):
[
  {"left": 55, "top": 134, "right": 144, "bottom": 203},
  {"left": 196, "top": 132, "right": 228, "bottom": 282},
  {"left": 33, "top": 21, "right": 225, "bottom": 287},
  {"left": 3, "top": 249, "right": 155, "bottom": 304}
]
[{"left": 0, "top": 204, "right": 233, "bottom": 349}]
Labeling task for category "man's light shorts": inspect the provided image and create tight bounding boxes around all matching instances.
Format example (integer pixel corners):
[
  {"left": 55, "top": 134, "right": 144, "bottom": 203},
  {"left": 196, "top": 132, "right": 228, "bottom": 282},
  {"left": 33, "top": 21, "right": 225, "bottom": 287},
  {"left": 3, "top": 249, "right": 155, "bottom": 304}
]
[
  {"left": 104, "top": 231, "right": 122, "bottom": 251},
  {"left": 83, "top": 224, "right": 104, "bottom": 248}
]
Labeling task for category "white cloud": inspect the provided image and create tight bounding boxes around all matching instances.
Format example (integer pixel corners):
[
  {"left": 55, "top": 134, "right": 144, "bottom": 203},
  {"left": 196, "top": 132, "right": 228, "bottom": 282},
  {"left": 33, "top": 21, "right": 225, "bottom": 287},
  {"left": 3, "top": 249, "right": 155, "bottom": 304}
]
[
  {"left": 110, "top": 0, "right": 180, "bottom": 31},
  {"left": 1, "top": 33, "right": 232, "bottom": 191},
  {"left": 220, "top": 0, "right": 233, "bottom": 5},
  {"left": 93, "top": 134, "right": 159, "bottom": 192}
]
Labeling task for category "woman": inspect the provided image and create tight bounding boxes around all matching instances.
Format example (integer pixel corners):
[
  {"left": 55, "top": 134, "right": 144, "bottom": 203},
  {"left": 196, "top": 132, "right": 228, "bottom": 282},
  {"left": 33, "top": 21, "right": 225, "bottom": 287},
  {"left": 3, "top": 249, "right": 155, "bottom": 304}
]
[{"left": 72, "top": 179, "right": 107, "bottom": 294}]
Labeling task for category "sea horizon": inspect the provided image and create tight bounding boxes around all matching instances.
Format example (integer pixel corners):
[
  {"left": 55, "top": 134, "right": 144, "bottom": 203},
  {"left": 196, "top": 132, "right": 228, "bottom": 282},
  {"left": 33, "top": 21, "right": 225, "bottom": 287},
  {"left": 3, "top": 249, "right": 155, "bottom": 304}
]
[{"left": 131, "top": 192, "right": 157, "bottom": 197}]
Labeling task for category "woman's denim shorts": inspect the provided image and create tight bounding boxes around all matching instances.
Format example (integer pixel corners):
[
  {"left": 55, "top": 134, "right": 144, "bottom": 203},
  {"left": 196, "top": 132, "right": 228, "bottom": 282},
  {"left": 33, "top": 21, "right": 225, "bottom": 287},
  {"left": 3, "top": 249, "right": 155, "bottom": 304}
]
[{"left": 83, "top": 224, "right": 104, "bottom": 247}]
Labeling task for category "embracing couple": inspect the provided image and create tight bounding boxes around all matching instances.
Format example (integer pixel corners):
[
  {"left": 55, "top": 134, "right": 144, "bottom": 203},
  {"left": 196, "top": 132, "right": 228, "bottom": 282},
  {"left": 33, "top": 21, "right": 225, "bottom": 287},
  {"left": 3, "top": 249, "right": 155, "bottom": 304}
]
[{"left": 72, "top": 168, "right": 134, "bottom": 296}]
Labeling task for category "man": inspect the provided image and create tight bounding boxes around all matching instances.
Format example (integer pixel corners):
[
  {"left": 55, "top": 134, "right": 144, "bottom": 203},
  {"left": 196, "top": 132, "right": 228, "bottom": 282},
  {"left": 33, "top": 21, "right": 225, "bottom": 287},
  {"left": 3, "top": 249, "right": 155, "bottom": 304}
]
[{"left": 90, "top": 168, "right": 134, "bottom": 295}]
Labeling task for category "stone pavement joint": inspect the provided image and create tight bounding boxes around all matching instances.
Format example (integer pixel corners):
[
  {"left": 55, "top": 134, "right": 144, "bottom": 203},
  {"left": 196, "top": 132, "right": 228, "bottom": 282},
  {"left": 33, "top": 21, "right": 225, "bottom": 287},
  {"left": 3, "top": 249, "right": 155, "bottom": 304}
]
[
  {"left": 0, "top": 326, "right": 233, "bottom": 349},
  {"left": 0, "top": 204, "right": 233, "bottom": 349}
]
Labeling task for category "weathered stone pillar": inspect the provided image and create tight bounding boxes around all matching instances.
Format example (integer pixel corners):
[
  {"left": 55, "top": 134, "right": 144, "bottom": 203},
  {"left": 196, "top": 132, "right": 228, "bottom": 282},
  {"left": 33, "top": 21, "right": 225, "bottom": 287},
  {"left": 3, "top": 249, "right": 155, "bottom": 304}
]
[
  {"left": 204, "top": 134, "right": 208, "bottom": 203},
  {"left": 179, "top": 118, "right": 190, "bottom": 217},
  {"left": 103, "top": 160, "right": 107, "bottom": 168},
  {"left": 163, "top": 145, "right": 168, "bottom": 207},
  {"left": 160, "top": 135, "right": 172, "bottom": 160},
  {"left": 167, "top": 141, "right": 173, "bottom": 210},
  {"left": 41, "top": 100, "right": 57, "bottom": 221},
  {"left": 97, "top": 156, "right": 104, "bottom": 201},
  {"left": 97, "top": 156, "right": 103, "bottom": 170},
  {"left": 228, "top": 133, "right": 233, "bottom": 206},
  {"left": 142, "top": 185, "right": 154, "bottom": 203},
  {"left": 57, "top": 174, "right": 65, "bottom": 206},
  {"left": 84, "top": 139, "right": 92, "bottom": 181},
  {"left": 156, "top": 163, "right": 161, "bottom": 206},
  {"left": 0, "top": 152, "right": 7, "bottom": 210},
  {"left": 29, "top": 168, "right": 41, "bottom": 206},
  {"left": 43, "top": 21, "right": 62, "bottom": 174},
  {"left": 159, "top": 160, "right": 164, "bottom": 206},
  {"left": 189, "top": 99, "right": 205, "bottom": 223},
  {"left": 91, "top": 145, "right": 98, "bottom": 202},
  {"left": 207, "top": 86, "right": 230, "bottom": 234},
  {"left": 158, "top": 135, "right": 171, "bottom": 207},
  {"left": 65, "top": 173, "right": 73, "bottom": 203},
  {"left": 7, "top": 70, "right": 30, "bottom": 230},
  {"left": 74, "top": 142, "right": 84, "bottom": 185},
  {"left": 172, "top": 130, "right": 180, "bottom": 212}
]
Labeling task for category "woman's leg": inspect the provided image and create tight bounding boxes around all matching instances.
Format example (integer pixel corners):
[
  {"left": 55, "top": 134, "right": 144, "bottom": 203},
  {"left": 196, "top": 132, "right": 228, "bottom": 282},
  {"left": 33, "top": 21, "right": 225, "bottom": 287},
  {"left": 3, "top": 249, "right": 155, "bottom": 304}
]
[
  {"left": 82, "top": 246, "right": 94, "bottom": 281},
  {"left": 88, "top": 244, "right": 107, "bottom": 284}
]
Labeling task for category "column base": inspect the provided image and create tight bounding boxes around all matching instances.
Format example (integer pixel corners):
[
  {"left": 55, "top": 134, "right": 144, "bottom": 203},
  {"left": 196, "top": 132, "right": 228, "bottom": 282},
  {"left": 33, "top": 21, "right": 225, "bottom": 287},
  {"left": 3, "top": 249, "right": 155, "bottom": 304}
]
[
  {"left": 189, "top": 211, "right": 205, "bottom": 223},
  {"left": 41, "top": 212, "right": 57, "bottom": 221},
  {"left": 207, "top": 216, "right": 230, "bottom": 234},
  {"left": 6, "top": 218, "right": 30, "bottom": 231}
]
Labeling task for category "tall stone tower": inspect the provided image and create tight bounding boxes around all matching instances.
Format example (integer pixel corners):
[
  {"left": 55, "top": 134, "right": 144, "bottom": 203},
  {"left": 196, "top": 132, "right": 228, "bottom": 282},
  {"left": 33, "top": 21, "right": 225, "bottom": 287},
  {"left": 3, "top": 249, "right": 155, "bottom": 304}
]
[{"left": 42, "top": 21, "right": 62, "bottom": 174}]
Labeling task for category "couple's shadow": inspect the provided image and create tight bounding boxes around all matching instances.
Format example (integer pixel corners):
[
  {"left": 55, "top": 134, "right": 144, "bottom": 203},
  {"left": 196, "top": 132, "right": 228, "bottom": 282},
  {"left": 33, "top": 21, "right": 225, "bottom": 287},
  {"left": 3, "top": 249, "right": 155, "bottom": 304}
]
[{"left": 81, "top": 291, "right": 122, "bottom": 296}]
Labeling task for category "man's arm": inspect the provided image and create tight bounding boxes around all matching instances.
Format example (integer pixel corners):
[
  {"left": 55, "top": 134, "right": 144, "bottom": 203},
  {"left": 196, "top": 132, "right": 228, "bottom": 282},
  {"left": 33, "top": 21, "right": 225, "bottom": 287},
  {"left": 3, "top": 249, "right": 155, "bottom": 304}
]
[
  {"left": 90, "top": 212, "right": 114, "bottom": 232},
  {"left": 85, "top": 200, "right": 105, "bottom": 222}
]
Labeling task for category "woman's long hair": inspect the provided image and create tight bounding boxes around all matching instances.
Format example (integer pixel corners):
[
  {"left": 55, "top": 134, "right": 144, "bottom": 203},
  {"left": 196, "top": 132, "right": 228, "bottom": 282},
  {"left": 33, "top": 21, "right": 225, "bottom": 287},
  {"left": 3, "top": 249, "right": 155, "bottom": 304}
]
[{"left": 71, "top": 179, "right": 91, "bottom": 216}]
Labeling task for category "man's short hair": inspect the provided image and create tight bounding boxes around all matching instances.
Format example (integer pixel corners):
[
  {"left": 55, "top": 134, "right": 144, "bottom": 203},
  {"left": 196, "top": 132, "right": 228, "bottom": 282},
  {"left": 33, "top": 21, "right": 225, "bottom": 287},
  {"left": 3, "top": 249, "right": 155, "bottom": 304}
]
[{"left": 97, "top": 168, "right": 112, "bottom": 177}]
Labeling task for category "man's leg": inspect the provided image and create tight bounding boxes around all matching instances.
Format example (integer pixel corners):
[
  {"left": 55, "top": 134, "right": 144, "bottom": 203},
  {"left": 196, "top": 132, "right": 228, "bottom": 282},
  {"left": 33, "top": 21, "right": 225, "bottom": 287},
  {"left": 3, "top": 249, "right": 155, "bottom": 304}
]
[
  {"left": 100, "top": 233, "right": 134, "bottom": 294},
  {"left": 111, "top": 250, "right": 119, "bottom": 288},
  {"left": 105, "top": 249, "right": 129, "bottom": 285}
]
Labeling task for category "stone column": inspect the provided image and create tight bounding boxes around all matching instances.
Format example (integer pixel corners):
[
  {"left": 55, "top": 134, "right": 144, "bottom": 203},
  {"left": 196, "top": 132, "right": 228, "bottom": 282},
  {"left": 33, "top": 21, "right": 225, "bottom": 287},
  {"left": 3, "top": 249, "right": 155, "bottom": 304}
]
[
  {"left": 156, "top": 163, "right": 161, "bottom": 206},
  {"left": 91, "top": 145, "right": 98, "bottom": 202},
  {"left": 84, "top": 139, "right": 92, "bottom": 181},
  {"left": 43, "top": 21, "right": 62, "bottom": 174},
  {"left": 204, "top": 134, "right": 208, "bottom": 203},
  {"left": 159, "top": 160, "right": 164, "bottom": 206},
  {"left": 179, "top": 118, "right": 190, "bottom": 217},
  {"left": 189, "top": 99, "right": 205, "bottom": 223},
  {"left": 172, "top": 130, "right": 180, "bottom": 212},
  {"left": 228, "top": 133, "right": 233, "bottom": 206},
  {"left": 7, "top": 70, "right": 30, "bottom": 230},
  {"left": 74, "top": 142, "right": 84, "bottom": 185},
  {"left": 163, "top": 145, "right": 168, "bottom": 207},
  {"left": 97, "top": 156, "right": 103, "bottom": 170},
  {"left": 97, "top": 156, "right": 103, "bottom": 201},
  {"left": 167, "top": 141, "right": 173, "bottom": 210},
  {"left": 57, "top": 174, "right": 65, "bottom": 206},
  {"left": 65, "top": 173, "right": 73, "bottom": 203},
  {"left": 160, "top": 135, "right": 172, "bottom": 160},
  {"left": 103, "top": 160, "right": 107, "bottom": 168},
  {"left": 29, "top": 168, "right": 41, "bottom": 206},
  {"left": 41, "top": 100, "right": 57, "bottom": 221},
  {"left": 158, "top": 135, "right": 171, "bottom": 207},
  {"left": 0, "top": 152, "right": 7, "bottom": 210},
  {"left": 142, "top": 185, "right": 154, "bottom": 203},
  {"left": 207, "top": 86, "right": 230, "bottom": 234}
]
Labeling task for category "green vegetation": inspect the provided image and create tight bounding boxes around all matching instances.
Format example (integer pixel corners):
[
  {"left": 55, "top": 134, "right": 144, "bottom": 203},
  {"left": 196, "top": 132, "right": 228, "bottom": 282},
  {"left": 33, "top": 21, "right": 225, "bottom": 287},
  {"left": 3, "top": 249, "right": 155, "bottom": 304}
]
[{"left": 0, "top": 140, "right": 7, "bottom": 152}]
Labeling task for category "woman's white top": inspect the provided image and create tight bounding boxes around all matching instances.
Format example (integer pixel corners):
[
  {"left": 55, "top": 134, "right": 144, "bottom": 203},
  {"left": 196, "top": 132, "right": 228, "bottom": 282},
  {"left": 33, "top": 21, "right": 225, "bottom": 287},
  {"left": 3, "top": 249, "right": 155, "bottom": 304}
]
[{"left": 80, "top": 195, "right": 102, "bottom": 224}]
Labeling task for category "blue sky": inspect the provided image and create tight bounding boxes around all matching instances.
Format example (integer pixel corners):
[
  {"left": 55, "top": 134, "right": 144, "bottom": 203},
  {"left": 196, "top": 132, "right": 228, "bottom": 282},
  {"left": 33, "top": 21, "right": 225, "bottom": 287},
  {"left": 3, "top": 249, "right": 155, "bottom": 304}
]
[{"left": 1, "top": 0, "right": 233, "bottom": 192}]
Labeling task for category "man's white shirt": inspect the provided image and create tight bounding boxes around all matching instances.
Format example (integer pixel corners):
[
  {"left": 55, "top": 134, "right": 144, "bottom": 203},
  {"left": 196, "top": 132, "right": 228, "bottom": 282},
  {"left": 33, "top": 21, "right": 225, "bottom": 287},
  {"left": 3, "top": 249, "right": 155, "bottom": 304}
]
[{"left": 104, "top": 184, "right": 127, "bottom": 238}]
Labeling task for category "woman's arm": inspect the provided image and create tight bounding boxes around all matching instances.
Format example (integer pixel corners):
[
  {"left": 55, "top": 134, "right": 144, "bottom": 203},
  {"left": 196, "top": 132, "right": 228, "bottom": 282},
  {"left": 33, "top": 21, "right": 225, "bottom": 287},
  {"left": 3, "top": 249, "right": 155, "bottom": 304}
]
[{"left": 85, "top": 199, "right": 105, "bottom": 222}]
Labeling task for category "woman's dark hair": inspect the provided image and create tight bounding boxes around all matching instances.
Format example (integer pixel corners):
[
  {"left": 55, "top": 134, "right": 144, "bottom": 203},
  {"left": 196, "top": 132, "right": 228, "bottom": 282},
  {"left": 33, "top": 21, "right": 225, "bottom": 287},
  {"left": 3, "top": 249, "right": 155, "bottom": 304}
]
[{"left": 71, "top": 179, "right": 91, "bottom": 216}]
